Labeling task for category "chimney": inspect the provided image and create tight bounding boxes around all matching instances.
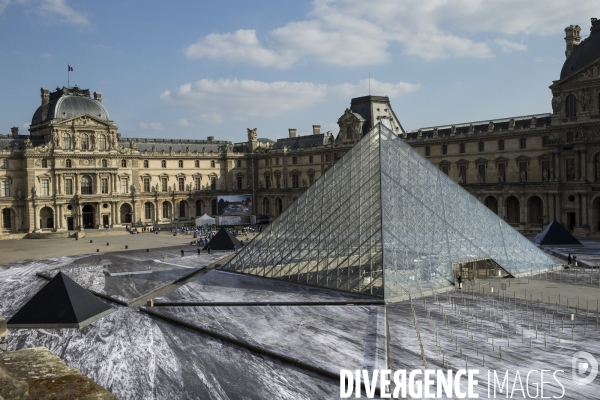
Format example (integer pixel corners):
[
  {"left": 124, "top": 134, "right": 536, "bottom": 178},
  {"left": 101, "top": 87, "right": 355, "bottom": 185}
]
[
  {"left": 207, "top": 136, "right": 214, "bottom": 141},
  {"left": 288, "top": 129, "right": 297, "bottom": 138},
  {"left": 564, "top": 25, "right": 581, "bottom": 58},
  {"left": 40, "top": 88, "right": 49, "bottom": 106},
  {"left": 11, "top": 127, "right": 18, "bottom": 138},
  {"left": 312, "top": 125, "right": 321, "bottom": 135},
  {"left": 94, "top": 92, "right": 102, "bottom": 103}
]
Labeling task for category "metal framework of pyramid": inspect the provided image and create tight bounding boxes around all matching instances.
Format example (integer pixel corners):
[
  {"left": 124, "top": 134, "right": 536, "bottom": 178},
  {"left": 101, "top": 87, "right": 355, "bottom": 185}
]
[
  {"left": 532, "top": 220, "right": 582, "bottom": 246},
  {"left": 220, "top": 124, "right": 557, "bottom": 299}
]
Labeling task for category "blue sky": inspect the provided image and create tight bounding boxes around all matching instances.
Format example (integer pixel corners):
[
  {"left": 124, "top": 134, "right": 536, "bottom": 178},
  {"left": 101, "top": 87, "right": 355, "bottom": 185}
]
[{"left": 0, "top": 1, "right": 597, "bottom": 142}]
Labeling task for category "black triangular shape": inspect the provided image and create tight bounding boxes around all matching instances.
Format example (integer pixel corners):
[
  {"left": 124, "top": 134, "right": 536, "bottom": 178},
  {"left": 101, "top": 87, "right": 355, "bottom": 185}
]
[
  {"left": 8, "top": 272, "right": 113, "bottom": 328},
  {"left": 203, "top": 229, "right": 242, "bottom": 251},
  {"left": 532, "top": 220, "right": 582, "bottom": 246}
]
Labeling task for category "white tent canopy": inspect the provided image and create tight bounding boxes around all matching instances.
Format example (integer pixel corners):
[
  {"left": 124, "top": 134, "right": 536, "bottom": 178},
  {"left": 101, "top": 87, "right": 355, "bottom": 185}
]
[{"left": 196, "top": 214, "right": 215, "bottom": 227}]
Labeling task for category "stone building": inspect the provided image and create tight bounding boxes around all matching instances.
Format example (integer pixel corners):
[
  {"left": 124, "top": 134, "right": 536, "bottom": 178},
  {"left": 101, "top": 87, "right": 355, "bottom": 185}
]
[{"left": 1, "top": 18, "right": 599, "bottom": 236}]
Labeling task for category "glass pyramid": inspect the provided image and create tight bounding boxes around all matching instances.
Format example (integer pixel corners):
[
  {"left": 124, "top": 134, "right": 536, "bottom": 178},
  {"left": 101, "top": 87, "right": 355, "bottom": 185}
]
[{"left": 221, "top": 124, "right": 557, "bottom": 299}]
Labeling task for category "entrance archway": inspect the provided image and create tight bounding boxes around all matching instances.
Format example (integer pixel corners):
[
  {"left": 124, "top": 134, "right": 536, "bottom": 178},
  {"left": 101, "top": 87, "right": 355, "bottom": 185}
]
[
  {"left": 82, "top": 205, "right": 94, "bottom": 228},
  {"left": 505, "top": 196, "right": 520, "bottom": 224},
  {"left": 120, "top": 203, "right": 132, "bottom": 224},
  {"left": 39, "top": 206, "right": 54, "bottom": 229},
  {"left": 484, "top": 196, "right": 498, "bottom": 215}
]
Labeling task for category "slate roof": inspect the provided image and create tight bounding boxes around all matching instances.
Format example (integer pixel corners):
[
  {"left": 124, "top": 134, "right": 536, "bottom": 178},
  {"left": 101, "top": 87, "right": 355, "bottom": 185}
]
[
  {"left": 273, "top": 134, "right": 325, "bottom": 149},
  {"left": 7, "top": 271, "right": 114, "bottom": 328},
  {"left": 120, "top": 138, "right": 228, "bottom": 153},
  {"left": 560, "top": 19, "right": 600, "bottom": 80},
  {"left": 32, "top": 86, "right": 110, "bottom": 125}
]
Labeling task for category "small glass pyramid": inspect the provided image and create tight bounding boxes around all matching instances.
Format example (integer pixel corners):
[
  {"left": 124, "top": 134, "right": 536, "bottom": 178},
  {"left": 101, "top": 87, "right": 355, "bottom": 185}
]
[{"left": 221, "top": 124, "right": 557, "bottom": 299}]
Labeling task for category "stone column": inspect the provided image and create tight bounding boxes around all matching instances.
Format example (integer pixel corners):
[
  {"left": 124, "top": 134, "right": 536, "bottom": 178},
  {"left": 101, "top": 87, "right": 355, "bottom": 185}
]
[
  {"left": 497, "top": 194, "right": 505, "bottom": 220},
  {"left": 576, "top": 151, "right": 582, "bottom": 181},
  {"left": 557, "top": 154, "right": 563, "bottom": 182},
  {"left": 575, "top": 193, "right": 581, "bottom": 227},
  {"left": 32, "top": 203, "right": 39, "bottom": 232},
  {"left": 111, "top": 202, "right": 116, "bottom": 226},
  {"left": 155, "top": 199, "right": 160, "bottom": 223},
  {"left": 581, "top": 150, "right": 587, "bottom": 181},
  {"left": 78, "top": 204, "right": 83, "bottom": 230},
  {"left": 582, "top": 192, "right": 589, "bottom": 229},
  {"left": 57, "top": 203, "right": 63, "bottom": 229},
  {"left": 97, "top": 202, "right": 102, "bottom": 228},
  {"left": 519, "top": 194, "right": 527, "bottom": 229}
]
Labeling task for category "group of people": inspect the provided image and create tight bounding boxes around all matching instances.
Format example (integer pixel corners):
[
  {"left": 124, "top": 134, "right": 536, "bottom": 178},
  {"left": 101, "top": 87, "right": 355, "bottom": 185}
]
[
  {"left": 567, "top": 253, "right": 578, "bottom": 268},
  {"left": 129, "top": 226, "right": 160, "bottom": 234}
]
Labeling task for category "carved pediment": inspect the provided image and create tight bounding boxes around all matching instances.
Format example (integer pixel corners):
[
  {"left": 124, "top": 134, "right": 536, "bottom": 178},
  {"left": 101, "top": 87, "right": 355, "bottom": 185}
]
[
  {"left": 54, "top": 114, "right": 113, "bottom": 128},
  {"left": 474, "top": 157, "right": 488, "bottom": 166},
  {"left": 494, "top": 156, "right": 509, "bottom": 166}
]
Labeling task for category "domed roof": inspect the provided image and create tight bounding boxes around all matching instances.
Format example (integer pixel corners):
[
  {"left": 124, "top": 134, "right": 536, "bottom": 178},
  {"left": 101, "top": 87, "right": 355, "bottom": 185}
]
[
  {"left": 31, "top": 86, "right": 110, "bottom": 125},
  {"left": 560, "top": 18, "right": 600, "bottom": 80}
]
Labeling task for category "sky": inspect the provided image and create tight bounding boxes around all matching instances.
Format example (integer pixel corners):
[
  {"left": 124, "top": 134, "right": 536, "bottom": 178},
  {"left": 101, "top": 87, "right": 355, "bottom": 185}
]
[{"left": 0, "top": 1, "right": 597, "bottom": 142}]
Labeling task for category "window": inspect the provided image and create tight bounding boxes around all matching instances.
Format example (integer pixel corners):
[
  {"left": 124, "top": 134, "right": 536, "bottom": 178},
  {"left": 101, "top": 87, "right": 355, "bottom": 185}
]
[
  {"left": 441, "top": 165, "right": 449, "bottom": 175},
  {"left": 145, "top": 203, "right": 152, "bottom": 220},
  {"left": 477, "top": 164, "right": 485, "bottom": 183},
  {"left": 265, "top": 174, "right": 271, "bottom": 189},
  {"left": 101, "top": 159, "right": 107, "bottom": 168},
  {"left": 442, "top": 145, "right": 447, "bottom": 155},
  {"left": 99, "top": 135, "right": 107, "bottom": 150},
  {"left": 65, "top": 179, "right": 73, "bottom": 195},
  {"left": 194, "top": 177, "right": 201, "bottom": 190},
  {"left": 566, "top": 132, "right": 574, "bottom": 143},
  {"left": 459, "top": 143, "right": 465, "bottom": 153},
  {"left": 162, "top": 202, "right": 170, "bottom": 218},
  {"left": 565, "top": 94, "right": 577, "bottom": 118},
  {"left": 276, "top": 158, "right": 280, "bottom": 165},
  {"left": 195, "top": 160, "right": 199, "bottom": 168},
  {"left": 82, "top": 176, "right": 93, "bottom": 194},
  {"left": 263, "top": 197, "right": 270, "bottom": 214},
  {"left": 144, "top": 160, "right": 149, "bottom": 168},
  {"left": 178, "top": 178, "right": 185, "bottom": 191},
  {"left": 275, "top": 174, "right": 281, "bottom": 188},
  {"left": 498, "top": 140, "right": 504, "bottom": 151},
  {"left": 143, "top": 178, "right": 150, "bottom": 192},
  {"left": 519, "top": 162, "right": 528, "bottom": 182},
  {"left": 264, "top": 159, "right": 269, "bottom": 166},
  {"left": 325, "top": 154, "right": 331, "bottom": 162},
  {"left": 121, "top": 159, "right": 127, "bottom": 168},
  {"left": 309, "top": 155, "right": 313, "bottom": 164},
  {"left": 292, "top": 156, "right": 298, "bottom": 165},
  {"left": 211, "top": 160, "right": 216, "bottom": 168},
  {"left": 40, "top": 179, "right": 49, "bottom": 196},
  {"left": 236, "top": 160, "right": 242, "bottom": 168},
  {"left": 1, "top": 181, "right": 9, "bottom": 197},
  {"left": 178, "top": 160, "right": 183, "bottom": 168},
  {"left": 81, "top": 133, "right": 89, "bottom": 150},
  {"left": 519, "top": 138, "right": 526, "bottom": 149},
  {"left": 270, "top": 158, "right": 273, "bottom": 166},
  {"left": 542, "top": 160, "right": 550, "bottom": 181},
  {"left": 425, "top": 146, "right": 430, "bottom": 156},
  {"left": 0, "top": 159, "right": 7, "bottom": 169},
  {"left": 62, "top": 133, "right": 71, "bottom": 150},
  {"left": 498, "top": 163, "right": 506, "bottom": 182},
  {"left": 566, "top": 158, "right": 576, "bottom": 181},
  {"left": 161, "top": 178, "right": 168, "bottom": 192},
  {"left": 2, "top": 209, "right": 11, "bottom": 229},
  {"left": 542, "top": 136, "right": 549, "bottom": 146},
  {"left": 459, "top": 165, "right": 467, "bottom": 184},
  {"left": 161, "top": 160, "right": 166, "bottom": 168},
  {"left": 308, "top": 173, "right": 314, "bottom": 185},
  {"left": 478, "top": 141, "right": 484, "bottom": 152},
  {"left": 237, "top": 176, "right": 243, "bottom": 189},
  {"left": 210, "top": 177, "right": 216, "bottom": 190},
  {"left": 41, "top": 159, "right": 47, "bottom": 168},
  {"left": 292, "top": 174, "right": 299, "bottom": 188},
  {"left": 66, "top": 159, "right": 72, "bottom": 168},
  {"left": 179, "top": 201, "right": 186, "bottom": 217},
  {"left": 101, "top": 178, "right": 108, "bottom": 194},
  {"left": 120, "top": 178, "right": 128, "bottom": 194}
]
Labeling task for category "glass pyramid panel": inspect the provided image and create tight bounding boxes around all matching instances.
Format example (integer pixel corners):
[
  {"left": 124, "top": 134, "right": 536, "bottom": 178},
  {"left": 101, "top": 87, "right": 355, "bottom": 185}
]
[{"left": 221, "top": 123, "right": 557, "bottom": 300}]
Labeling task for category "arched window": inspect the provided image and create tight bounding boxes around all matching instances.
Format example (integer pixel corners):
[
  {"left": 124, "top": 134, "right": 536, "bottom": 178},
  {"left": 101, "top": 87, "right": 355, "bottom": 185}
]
[
  {"left": 442, "top": 144, "right": 447, "bottom": 155},
  {"left": 81, "top": 175, "right": 92, "bottom": 194},
  {"left": 528, "top": 196, "right": 543, "bottom": 224},
  {"left": 121, "top": 159, "right": 127, "bottom": 168},
  {"left": 81, "top": 133, "right": 89, "bottom": 150},
  {"left": 211, "top": 160, "right": 216, "bottom": 168},
  {"left": 275, "top": 197, "right": 283, "bottom": 214},
  {"left": 179, "top": 201, "right": 187, "bottom": 217},
  {"left": 263, "top": 197, "right": 270, "bottom": 214},
  {"left": 143, "top": 160, "right": 149, "bottom": 168},
  {"left": 195, "top": 200, "right": 204, "bottom": 216},
  {"left": 459, "top": 143, "right": 465, "bottom": 153},
  {"left": 98, "top": 134, "right": 107, "bottom": 150},
  {"left": 178, "top": 160, "right": 183, "bottom": 168},
  {"left": 565, "top": 94, "right": 577, "bottom": 118},
  {"left": 161, "top": 160, "right": 166, "bottom": 168},
  {"left": 425, "top": 146, "right": 430, "bottom": 156},
  {"left": 162, "top": 202, "right": 171, "bottom": 218},
  {"left": 236, "top": 160, "right": 242, "bottom": 168},
  {"left": 101, "top": 159, "right": 107, "bottom": 168},
  {"left": 65, "top": 159, "right": 72, "bottom": 168},
  {"left": 62, "top": 133, "right": 71, "bottom": 150},
  {"left": 506, "top": 196, "right": 520, "bottom": 224},
  {"left": 195, "top": 160, "right": 199, "bottom": 168},
  {"left": 484, "top": 196, "right": 498, "bottom": 215}
]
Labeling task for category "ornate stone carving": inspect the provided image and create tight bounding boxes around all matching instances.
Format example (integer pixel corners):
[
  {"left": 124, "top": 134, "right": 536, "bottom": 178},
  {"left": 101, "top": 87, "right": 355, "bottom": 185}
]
[
  {"left": 551, "top": 93, "right": 561, "bottom": 114},
  {"left": 581, "top": 88, "right": 590, "bottom": 112},
  {"left": 24, "top": 138, "right": 32, "bottom": 148},
  {"left": 247, "top": 128, "right": 258, "bottom": 141}
]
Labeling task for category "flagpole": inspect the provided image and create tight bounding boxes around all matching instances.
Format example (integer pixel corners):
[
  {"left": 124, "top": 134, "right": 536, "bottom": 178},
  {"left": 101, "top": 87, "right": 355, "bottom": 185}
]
[{"left": 68, "top": 63, "right": 70, "bottom": 87}]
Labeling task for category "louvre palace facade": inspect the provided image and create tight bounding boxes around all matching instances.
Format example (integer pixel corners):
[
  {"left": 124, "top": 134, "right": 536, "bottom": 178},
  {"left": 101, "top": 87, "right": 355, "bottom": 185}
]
[{"left": 1, "top": 18, "right": 600, "bottom": 237}]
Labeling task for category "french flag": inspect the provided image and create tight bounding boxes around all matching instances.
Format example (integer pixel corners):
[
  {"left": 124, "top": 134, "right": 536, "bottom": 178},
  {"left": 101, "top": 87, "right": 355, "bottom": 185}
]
[{"left": 68, "top": 65, "right": 73, "bottom": 71}]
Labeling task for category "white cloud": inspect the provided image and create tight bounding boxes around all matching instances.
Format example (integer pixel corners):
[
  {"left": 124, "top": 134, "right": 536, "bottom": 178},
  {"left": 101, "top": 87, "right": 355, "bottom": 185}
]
[
  {"left": 0, "top": 0, "right": 10, "bottom": 14},
  {"left": 176, "top": 118, "right": 192, "bottom": 127},
  {"left": 138, "top": 122, "right": 164, "bottom": 130},
  {"left": 495, "top": 39, "right": 527, "bottom": 53},
  {"left": 161, "top": 78, "right": 417, "bottom": 124},
  {"left": 22, "top": 122, "right": 30, "bottom": 130},
  {"left": 183, "top": 0, "right": 597, "bottom": 66},
  {"left": 41, "top": 52, "right": 51, "bottom": 58},
  {"left": 35, "top": 0, "right": 89, "bottom": 25}
]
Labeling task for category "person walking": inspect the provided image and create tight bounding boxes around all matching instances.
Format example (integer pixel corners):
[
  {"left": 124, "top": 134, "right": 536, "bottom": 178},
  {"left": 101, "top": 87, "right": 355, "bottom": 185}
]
[
  {"left": 457, "top": 274, "right": 462, "bottom": 290},
  {"left": 567, "top": 254, "right": 572, "bottom": 267},
  {"left": 573, "top": 255, "right": 578, "bottom": 268},
  {"left": 207, "top": 246, "right": 211, "bottom": 254}
]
